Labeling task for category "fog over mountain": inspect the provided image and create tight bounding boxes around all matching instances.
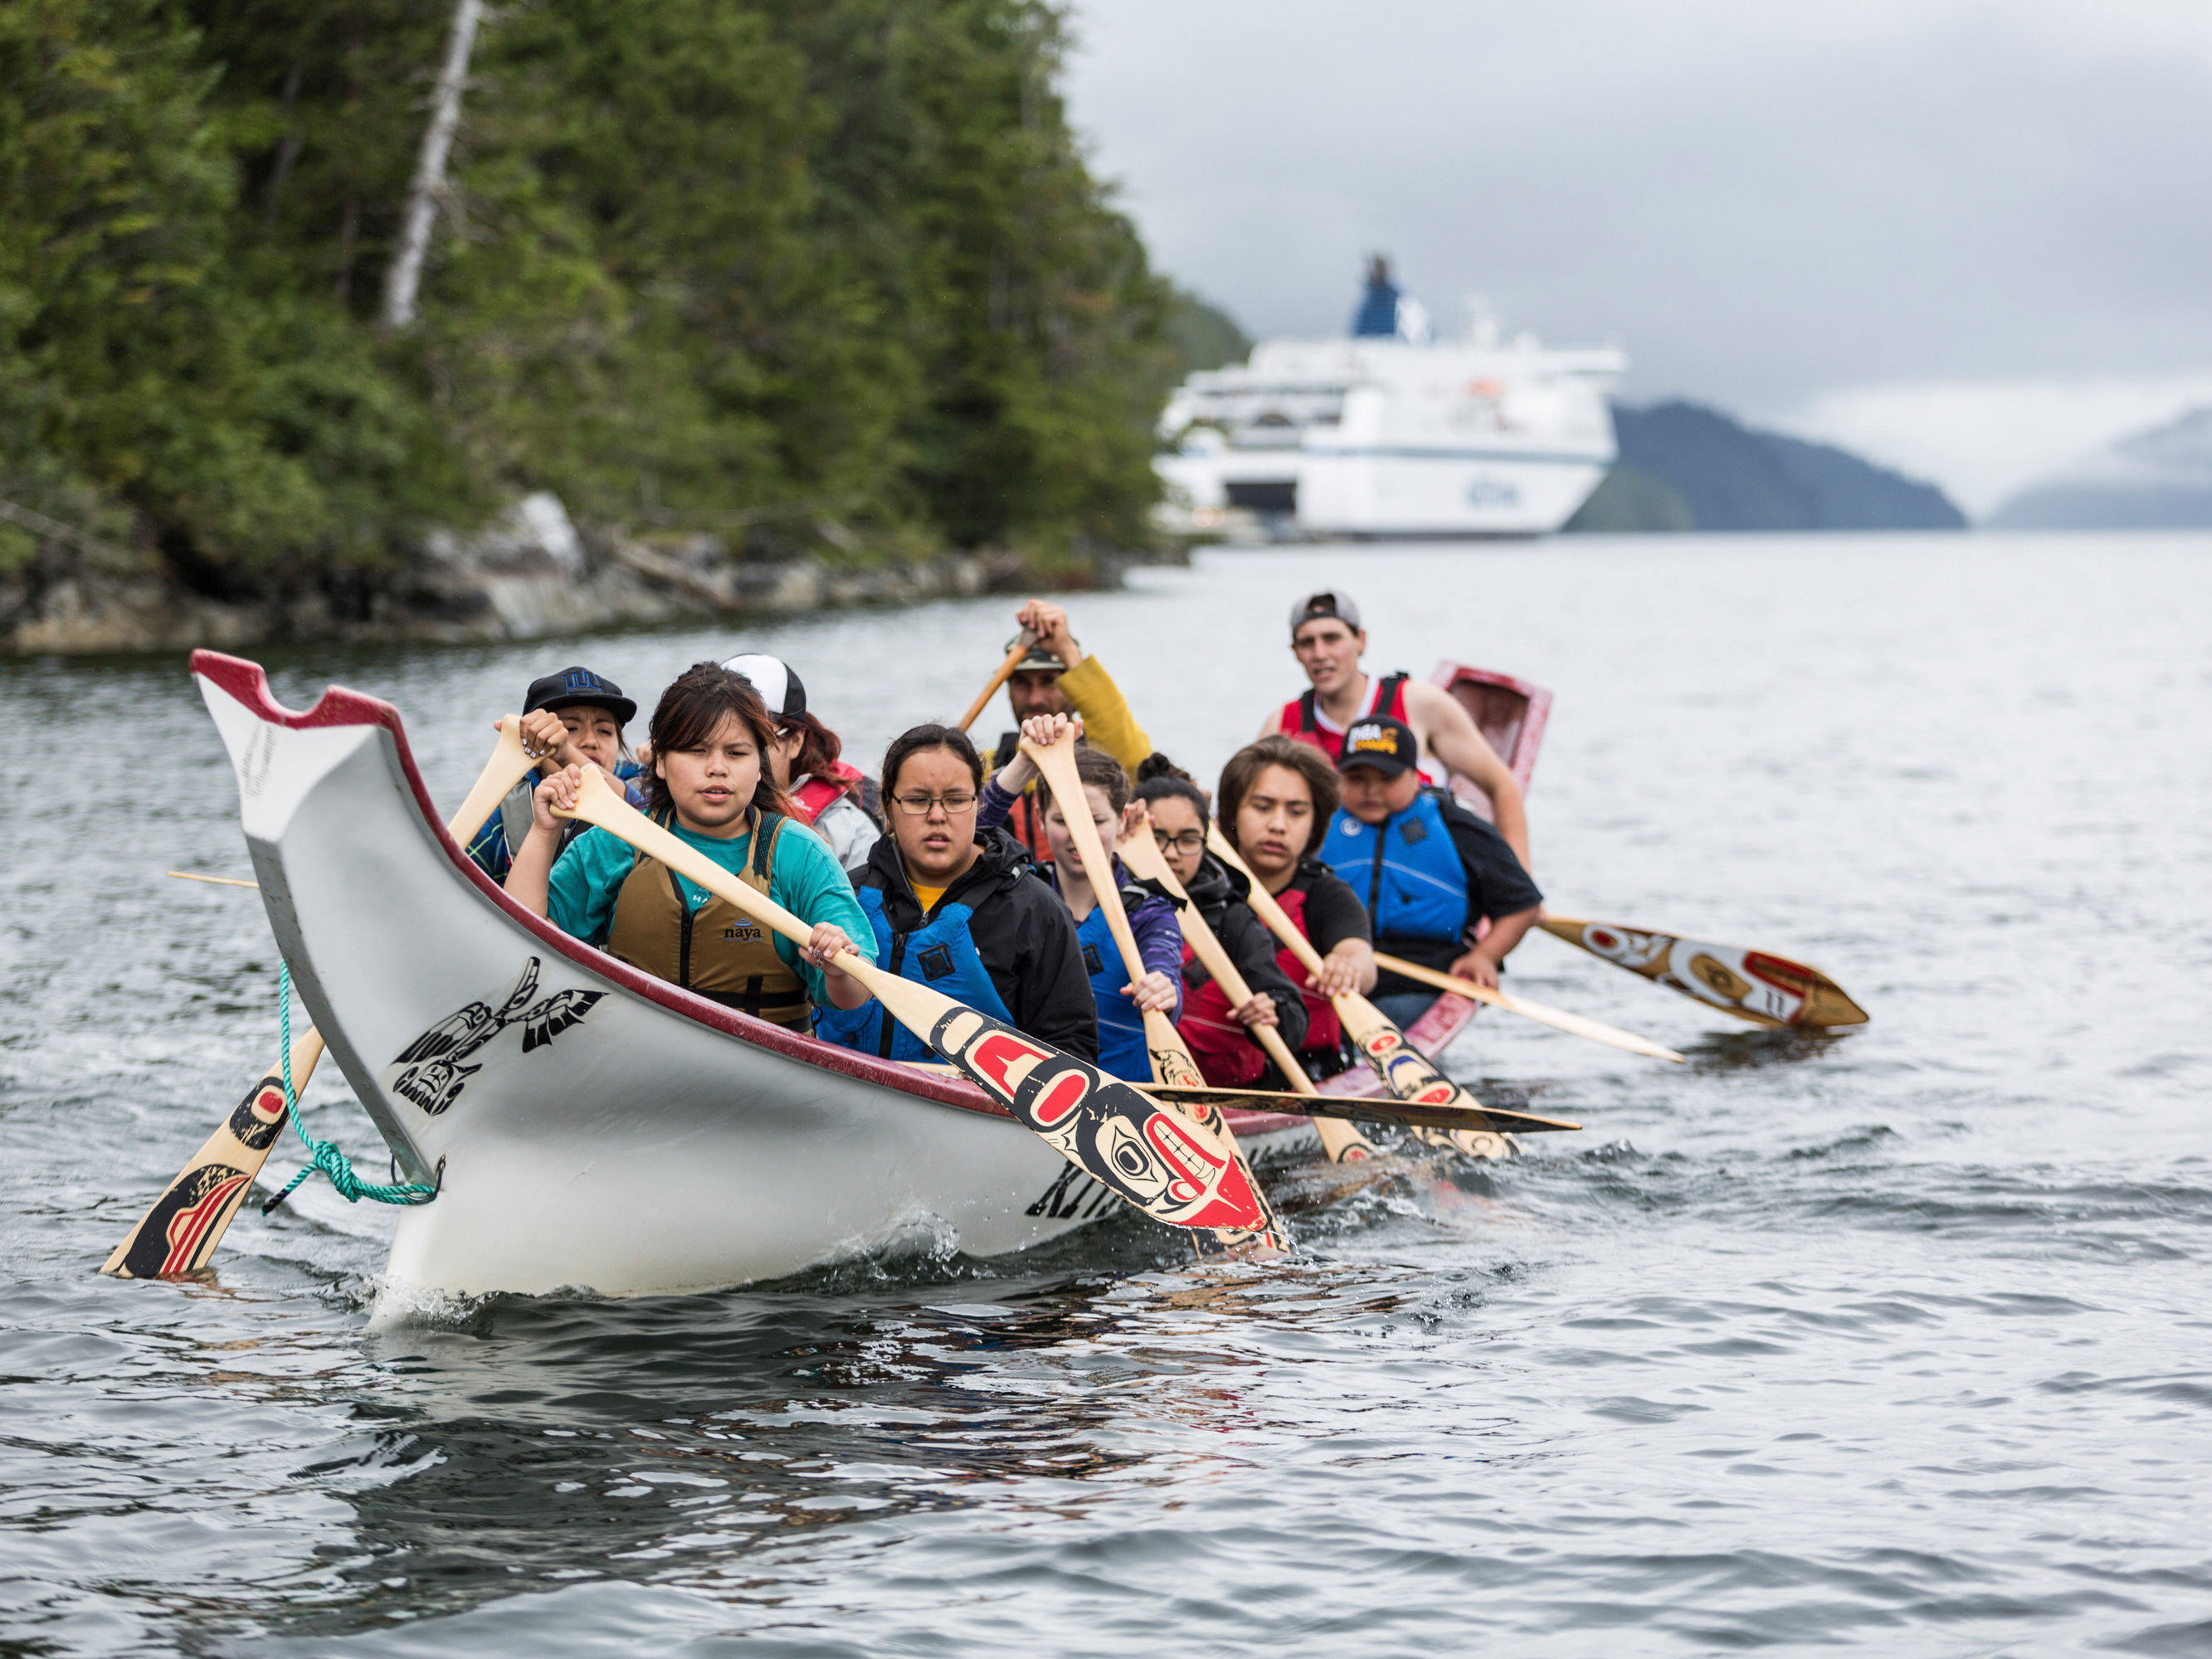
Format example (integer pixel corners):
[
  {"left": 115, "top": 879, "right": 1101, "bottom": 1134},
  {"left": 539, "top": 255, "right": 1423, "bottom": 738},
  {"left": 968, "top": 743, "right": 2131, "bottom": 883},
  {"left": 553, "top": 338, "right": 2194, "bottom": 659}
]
[
  {"left": 1989, "top": 409, "right": 2212, "bottom": 530},
  {"left": 1065, "top": 2, "right": 2212, "bottom": 511}
]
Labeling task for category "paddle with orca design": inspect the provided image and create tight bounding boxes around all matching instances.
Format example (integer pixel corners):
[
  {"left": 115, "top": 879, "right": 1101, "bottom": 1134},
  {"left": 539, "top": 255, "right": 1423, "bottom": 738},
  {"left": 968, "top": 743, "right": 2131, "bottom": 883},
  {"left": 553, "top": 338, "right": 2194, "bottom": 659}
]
[
  {"left": 1538, "top": 916, "right": 1869, "bottom": 1029},
  {"left": 1207, "top": 825, "right": 1521, "bottom": 1160},
  {"left": 1118, "top": 819, "right": 1381, "bottom": 1165},
  {"left": 956, "top": 631, "right": 1039, "bottom": 733},
  {"left": 1370, "top": 951, "right": 1686, "bottom": 1063},
  {"left": 557, "top": 767, "right": 1272, "bottom": 1238},
  {"left": 103, "top": 715, "right": 542, "bottom": 1279},
  {"left": 1020, "top": 732, "right": 1288, "bottom": 1256}
]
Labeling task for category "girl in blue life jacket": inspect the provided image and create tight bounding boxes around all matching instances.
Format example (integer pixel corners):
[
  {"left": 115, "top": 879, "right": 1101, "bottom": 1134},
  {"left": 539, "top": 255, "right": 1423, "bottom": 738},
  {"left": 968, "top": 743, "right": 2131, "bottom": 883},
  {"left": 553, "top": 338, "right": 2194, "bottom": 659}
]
[
  {"left": 464, "top": 666, "right": 650, "bottom": 883},
  {"left": 504, "top": 663, "right": 875, "bottom": 1032},
  {"left": 1318, "top": 713, "right": 1544, "bottom": 1030},
  {"left": 816, "top": 723, "right": 1099, "bottom": 1065},
  {"left": 981, "top": 716, "right": 1184, "bottom": 1084}
]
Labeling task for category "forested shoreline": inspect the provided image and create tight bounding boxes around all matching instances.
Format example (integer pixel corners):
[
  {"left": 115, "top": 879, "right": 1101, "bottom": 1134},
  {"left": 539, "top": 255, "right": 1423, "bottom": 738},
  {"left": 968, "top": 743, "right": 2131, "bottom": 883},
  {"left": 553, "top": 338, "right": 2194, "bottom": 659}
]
[{"left": 2, "top": 0, "right": 1191, "bottom": 649}]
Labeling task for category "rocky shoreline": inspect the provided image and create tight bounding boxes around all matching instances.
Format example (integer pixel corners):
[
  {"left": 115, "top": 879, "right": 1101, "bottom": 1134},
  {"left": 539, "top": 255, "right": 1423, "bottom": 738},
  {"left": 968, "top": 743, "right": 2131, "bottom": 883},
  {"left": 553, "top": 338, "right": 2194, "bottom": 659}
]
[{"left": 1, "top": 494, "right": 1142, "bottom": 657}]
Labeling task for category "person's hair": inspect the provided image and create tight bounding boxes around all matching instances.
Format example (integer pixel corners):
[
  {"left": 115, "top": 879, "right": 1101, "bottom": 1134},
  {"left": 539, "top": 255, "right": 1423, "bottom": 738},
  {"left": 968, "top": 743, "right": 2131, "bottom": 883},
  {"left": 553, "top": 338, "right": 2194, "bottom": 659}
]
[
  {"left": 1216, "top": 737, "right": 1339, "bottom": 861},
  {"left": 1133, "top": 752, "right": 1209, "bottom": 828},
  {"left": 881, "top": 723, "right": 983, "bottom": 799},
  {"left": 644, "top": 663, "right": 793, "bottom": 821},
  {"left": 1041, "top": 742, "right": 1130, "bottom": 818},
  {"left": 784, "top": 709, "right": 859, "bottom": 803}
]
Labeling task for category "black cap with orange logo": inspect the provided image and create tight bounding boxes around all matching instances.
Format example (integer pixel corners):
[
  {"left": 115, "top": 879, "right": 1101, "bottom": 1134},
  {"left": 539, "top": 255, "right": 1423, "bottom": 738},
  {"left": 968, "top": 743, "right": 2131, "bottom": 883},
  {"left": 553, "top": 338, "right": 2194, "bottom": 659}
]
[{"left": 1336, "top": 715, "right": 1418, "bottom": 776}]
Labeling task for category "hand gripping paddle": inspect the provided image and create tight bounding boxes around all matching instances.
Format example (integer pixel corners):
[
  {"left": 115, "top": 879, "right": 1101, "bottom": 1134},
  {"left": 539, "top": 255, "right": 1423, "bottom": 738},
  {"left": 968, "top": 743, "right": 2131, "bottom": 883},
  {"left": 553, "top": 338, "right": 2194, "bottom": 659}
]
[
  {"left": 105, "top": 715, "right": 541, "bottom": 1277},
  {"left": 558, "top": 768, "right": 1270, "bottom": 1238},
  {"left": 1207, "top": 826, "right": 1523, "bottom": 1162},
  {"left": 1020, "top": 733, "right": 1288, "bottom": 1257}
]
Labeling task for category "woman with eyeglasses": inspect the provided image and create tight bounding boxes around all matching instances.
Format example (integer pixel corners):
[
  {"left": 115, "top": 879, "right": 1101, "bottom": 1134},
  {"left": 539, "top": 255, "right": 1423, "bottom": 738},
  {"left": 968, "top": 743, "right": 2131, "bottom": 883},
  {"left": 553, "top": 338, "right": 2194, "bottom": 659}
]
[
  {"left": 816, "top": 723, "right": 1099, "bottom": 1065},
  {"left": 1130, "top": 757, "right": 1310, "bottom": 1089},
  {"left": 979, "top": 718, "right": 1183, "bottom": 1084},
  {"left": 509, "top": 662, "right": 875, "bottom": 1030},
  {"left": 719, "top": 654, "right": 882, "bottom": 869}
]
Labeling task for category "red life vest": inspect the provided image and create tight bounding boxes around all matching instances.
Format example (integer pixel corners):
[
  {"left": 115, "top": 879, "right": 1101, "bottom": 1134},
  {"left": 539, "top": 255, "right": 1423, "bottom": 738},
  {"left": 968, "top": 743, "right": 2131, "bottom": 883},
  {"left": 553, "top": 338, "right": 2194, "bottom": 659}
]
[
  {"left": 1272, "top": 880, "right": 1343, "bottom": 1058},
  {"left": 1175, "top": 938, "right": 1266, "bottom": 1088},
  {"left": 1276, "top": 672, "right": 1411, "bottom": 765},
  {"left": 787, "top": 760, "right": 865, "bottom": 827}
]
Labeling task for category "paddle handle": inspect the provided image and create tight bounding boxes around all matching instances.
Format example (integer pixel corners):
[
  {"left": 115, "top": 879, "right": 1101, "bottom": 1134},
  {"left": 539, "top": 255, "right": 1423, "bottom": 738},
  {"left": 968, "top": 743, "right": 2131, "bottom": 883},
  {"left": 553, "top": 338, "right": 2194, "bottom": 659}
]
[
  {"left": 1371, "top": 950, "right": 1686, "bottom": 1063},
  {"left": 1119, "top": 823, "right": 1319, "bottom": 1098},
  {"left": 1021, "top": 735, "right": 1206, "bottom": 1091},
  {"left": 957, "top": 635, "right": 1036, "bottom": 733},
  {"left": 445, "top": 715, "right": 538, "bottom": 841}
]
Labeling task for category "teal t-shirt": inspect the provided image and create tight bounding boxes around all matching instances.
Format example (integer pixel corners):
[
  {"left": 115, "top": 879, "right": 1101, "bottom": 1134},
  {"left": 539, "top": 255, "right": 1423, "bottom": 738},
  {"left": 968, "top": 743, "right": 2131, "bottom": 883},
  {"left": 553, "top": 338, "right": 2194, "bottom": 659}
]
[{"left": 546, "top": 814, "right": 875, "bottom": 1009}]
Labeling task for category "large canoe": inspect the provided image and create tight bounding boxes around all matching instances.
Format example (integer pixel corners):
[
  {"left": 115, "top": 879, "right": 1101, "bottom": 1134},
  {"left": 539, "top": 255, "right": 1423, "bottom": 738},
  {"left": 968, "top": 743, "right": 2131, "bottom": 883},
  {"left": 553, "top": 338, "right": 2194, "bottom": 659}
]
[{"left": 192, "top": 650, "right": 1548, "bottom": 1297}]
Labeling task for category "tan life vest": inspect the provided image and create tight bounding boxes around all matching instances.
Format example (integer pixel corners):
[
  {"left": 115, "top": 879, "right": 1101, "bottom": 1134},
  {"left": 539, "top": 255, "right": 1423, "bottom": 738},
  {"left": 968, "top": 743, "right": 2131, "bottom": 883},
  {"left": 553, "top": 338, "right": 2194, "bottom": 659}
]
[{"left": 604, "top": 809, "right": 811, "bottom": 1029}]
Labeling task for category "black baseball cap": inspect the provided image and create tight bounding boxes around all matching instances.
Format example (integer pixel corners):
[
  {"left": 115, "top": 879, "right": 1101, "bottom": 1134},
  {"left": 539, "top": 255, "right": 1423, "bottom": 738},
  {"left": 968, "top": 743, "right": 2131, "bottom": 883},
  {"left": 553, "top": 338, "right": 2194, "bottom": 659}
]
[
  {"left": 721, "top": 653, "right": 806, "bottom": 722},
  {"left": 1337, "top": 715, "right": 1418, "bottom": 776},
  {"left": 1289, "top": 589, "right": 1362, "bottom": 639},
  {"left": 524, "top": 666, "right": 636, "bottom": 725}
]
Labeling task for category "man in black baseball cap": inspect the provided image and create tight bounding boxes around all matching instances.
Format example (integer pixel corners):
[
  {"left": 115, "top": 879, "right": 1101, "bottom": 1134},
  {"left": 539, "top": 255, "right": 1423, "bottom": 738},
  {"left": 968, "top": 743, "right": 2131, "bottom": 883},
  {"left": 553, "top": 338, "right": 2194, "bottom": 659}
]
[
  {"left": 1259, "top": 587, "right": 1533, "bottom": 871},
  {"left": 1319, "top": 713, "right": 1542, "bottom": 1025}
]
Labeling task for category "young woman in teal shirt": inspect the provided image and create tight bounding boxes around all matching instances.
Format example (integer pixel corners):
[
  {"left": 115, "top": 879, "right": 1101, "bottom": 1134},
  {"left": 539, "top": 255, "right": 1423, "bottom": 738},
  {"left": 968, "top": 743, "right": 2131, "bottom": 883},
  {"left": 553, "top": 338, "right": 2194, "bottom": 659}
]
[{"left": 506, "top": 662, "right": 875, "bottom": 1030}]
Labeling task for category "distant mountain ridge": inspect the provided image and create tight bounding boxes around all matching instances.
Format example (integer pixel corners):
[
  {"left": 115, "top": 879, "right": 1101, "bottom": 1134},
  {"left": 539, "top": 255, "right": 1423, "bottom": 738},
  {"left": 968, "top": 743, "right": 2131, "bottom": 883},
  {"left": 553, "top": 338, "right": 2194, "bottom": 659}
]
[
  {"left": 1567, "top": 400, "right": 1966, "bottom": 533},
  {"left": 1988, "top": 407, "right": 2212, "bottom": 529}
]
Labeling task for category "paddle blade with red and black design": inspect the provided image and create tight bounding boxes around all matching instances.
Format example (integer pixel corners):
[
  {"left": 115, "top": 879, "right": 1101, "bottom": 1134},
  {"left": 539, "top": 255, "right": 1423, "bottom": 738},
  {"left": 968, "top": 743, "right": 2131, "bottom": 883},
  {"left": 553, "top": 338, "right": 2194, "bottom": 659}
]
[
  {"left": 925, "top": 1004, "right": 1279, "bottom": 1243},
  {"left": 101, "top": 1026, "right": 325, "bottom": 1278},
  {"left": 1539, "top": 916, "right": 1869, "bottom": 1029}
]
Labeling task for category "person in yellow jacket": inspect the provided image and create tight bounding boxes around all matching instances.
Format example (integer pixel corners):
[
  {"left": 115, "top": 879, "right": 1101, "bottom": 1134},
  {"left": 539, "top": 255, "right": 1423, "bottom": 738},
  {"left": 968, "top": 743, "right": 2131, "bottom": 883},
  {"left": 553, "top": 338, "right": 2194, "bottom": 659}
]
[{"left": 988, "top": 598, "right": 1151, "bottom": 864}]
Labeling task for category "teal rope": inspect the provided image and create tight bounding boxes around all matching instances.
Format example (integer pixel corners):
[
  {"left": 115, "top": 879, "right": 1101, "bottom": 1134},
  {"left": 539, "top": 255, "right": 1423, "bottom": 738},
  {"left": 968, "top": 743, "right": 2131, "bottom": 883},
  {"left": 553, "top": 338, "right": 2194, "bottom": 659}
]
[{"left": 265, "top": 964, "right": 439, "bottom": 1212}]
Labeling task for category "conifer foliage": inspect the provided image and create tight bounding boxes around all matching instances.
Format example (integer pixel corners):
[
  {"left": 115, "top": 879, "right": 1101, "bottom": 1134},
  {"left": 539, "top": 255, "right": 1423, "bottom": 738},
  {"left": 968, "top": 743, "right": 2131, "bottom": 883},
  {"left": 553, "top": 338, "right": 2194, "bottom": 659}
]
[{"left": 0, "top": 0, "right": 1175, "bottom": 585}]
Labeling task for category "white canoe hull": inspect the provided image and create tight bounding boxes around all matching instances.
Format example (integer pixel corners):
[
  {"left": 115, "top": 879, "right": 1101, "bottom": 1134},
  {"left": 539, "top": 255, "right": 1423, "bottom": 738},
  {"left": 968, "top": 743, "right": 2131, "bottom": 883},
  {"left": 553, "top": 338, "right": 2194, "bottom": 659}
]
[{"left": 195, "top": 655, "right": 1122, "bottom": 1301}]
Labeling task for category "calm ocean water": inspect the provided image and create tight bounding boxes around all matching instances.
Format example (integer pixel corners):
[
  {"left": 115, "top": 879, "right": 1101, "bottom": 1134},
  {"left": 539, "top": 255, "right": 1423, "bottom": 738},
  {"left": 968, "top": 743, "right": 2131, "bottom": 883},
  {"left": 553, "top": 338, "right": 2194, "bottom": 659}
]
[{"left": 3, "top": 533, "right": 2209, "bottom": 1656}]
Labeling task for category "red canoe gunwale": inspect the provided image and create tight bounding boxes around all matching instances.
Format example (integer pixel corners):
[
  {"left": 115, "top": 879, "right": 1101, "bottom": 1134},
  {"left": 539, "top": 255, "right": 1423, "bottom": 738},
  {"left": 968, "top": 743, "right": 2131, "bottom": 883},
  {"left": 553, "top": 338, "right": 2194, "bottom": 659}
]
[{"left": 190, "top": 649, "right": 1018, "bottom": 1124}]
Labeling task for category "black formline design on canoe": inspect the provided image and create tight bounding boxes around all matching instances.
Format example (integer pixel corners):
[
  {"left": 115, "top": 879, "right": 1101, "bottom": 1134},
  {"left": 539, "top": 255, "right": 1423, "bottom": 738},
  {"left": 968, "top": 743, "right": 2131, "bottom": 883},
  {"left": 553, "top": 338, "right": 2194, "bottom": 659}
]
[{"left": 385, "top": 957, "right": 606, "bottom": 1117}]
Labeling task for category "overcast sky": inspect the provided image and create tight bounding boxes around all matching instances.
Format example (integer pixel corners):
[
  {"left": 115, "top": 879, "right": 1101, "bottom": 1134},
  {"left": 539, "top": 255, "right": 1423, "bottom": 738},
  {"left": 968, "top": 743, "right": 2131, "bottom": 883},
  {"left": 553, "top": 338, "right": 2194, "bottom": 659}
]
[{"left": 1062, "top": 1, "right": 2212, "bottom": 514}]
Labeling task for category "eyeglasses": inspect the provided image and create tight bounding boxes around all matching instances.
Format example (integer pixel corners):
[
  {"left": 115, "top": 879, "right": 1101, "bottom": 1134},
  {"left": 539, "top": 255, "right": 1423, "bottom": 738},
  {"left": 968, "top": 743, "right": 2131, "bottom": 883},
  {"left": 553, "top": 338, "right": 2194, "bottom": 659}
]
[
  {"left": 1155, "top": 830, "right": 1206, "bottom": 854},
  {"left": 890, "top": 791, "right": 978, "bottom": 818}
]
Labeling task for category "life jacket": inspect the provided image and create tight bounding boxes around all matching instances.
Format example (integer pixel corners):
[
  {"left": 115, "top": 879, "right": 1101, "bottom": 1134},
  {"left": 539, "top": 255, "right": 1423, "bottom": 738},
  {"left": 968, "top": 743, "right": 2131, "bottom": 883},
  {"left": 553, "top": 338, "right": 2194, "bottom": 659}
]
[
  {"left": 1318, "top": 790, "right": 1470, "bottom": 954},
  {"left": 787, "top": 760, "right": 865, "bottom": 826},
  {"left": 814, "top": 887, "right": 1015, "bottom": 1063},
  {"left": 1176, "top": 935, "right": 1265, "bottom": 1088},
  {"left": 1277, "top": 672, "right": 1411, "bottom": 765},
  {"left": 604, "top": 809, "right": 812, "bottom": 1029},
  {"left": 1272, "top": 878, "right": 1343, "bottom": 1058},
  {"left": 1074, "top": 898, "right": 1152, "bottom": 1084}
]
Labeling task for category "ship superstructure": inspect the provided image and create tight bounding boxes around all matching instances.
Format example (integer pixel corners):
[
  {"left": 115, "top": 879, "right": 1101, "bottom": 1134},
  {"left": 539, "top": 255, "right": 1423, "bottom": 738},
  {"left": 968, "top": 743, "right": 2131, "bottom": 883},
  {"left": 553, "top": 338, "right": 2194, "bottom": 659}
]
[{"left": 1157, "top": 260, "right": 1625, "bottom": 538}]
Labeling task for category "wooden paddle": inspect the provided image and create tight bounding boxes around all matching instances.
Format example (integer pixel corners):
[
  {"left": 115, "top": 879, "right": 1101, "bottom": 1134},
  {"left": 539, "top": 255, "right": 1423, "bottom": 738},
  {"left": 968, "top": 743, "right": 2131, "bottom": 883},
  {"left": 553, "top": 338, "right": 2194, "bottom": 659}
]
[
  {"left": 1538, "top": 915, "right": 1869, "bottom": 1029},
  {"left": 1117, "top": 820, "right": 1381, "bottom": 1165},
  {"left": 1207, "top": 826, "right": 1519, "bottom": 1160},
  {"left": 902, "top": 1063, "right": 1577, "bottom": 1134},
  {"left": 1012, "top": 732, "right": 1286, "bottom": 1256},
  {"left": 956, "top": 632, "right": 1038, "bottom": 732},
  {"left": 557, "top": 767, "right": 1272, "bottom": 1238},
  {"left": 1370, "top": 951, "right": 1686, "bottom": 1063},
  {"left": 106, "top": 714, "right": 543, "bottom": 1278}
]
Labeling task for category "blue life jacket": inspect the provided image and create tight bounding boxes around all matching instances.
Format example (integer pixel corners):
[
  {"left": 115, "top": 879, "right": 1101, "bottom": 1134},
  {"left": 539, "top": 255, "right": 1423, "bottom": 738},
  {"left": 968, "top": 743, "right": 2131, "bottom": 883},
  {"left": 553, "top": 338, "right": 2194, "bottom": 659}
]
[
  {"left": 816, "top": 886, "right": 1014, "bottom": 1063},
  {"left": 1074, "top": 905, "right": 1150, "bottom": 1083},
  {"left": 1319, "top": 791, "right": 1469, "bottom": 948}
]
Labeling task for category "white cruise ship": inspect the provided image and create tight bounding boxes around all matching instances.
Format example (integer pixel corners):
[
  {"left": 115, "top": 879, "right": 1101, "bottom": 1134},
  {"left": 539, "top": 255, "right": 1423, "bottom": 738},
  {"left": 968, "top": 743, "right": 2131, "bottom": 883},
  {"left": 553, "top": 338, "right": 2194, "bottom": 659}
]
[{"left": 1155, "top": 260, "right": 1626, "bottom": 538}]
